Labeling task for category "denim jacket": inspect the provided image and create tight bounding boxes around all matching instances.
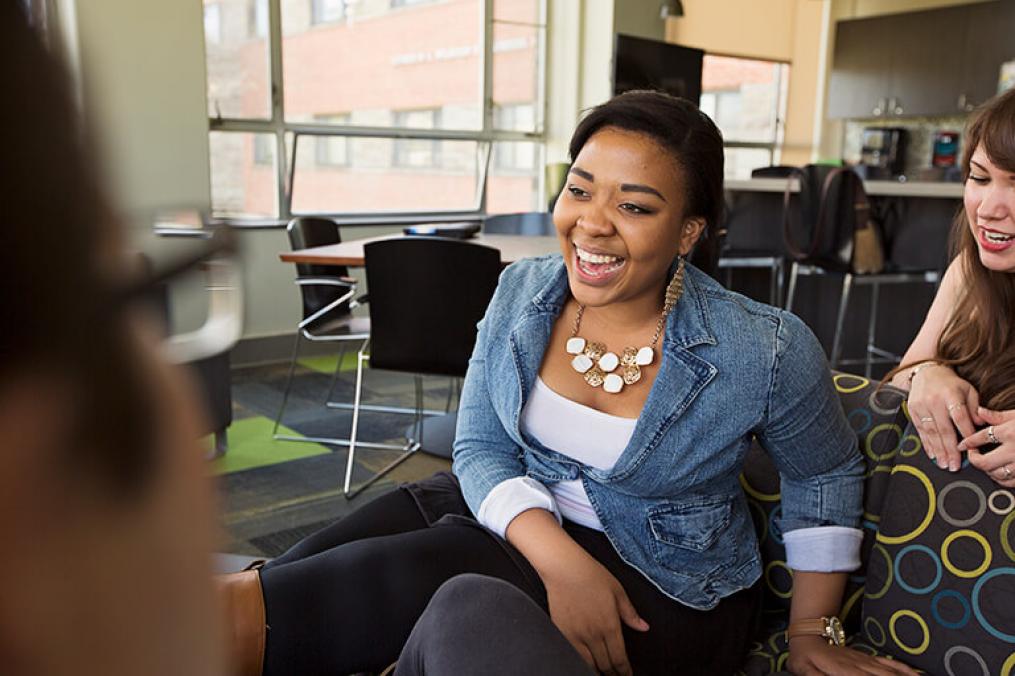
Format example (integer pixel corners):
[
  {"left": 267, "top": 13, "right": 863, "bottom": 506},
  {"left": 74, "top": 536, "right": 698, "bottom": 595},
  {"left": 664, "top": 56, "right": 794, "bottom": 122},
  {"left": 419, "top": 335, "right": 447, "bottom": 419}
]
[{"left": 451, "top": 255, "right": 864, "bottom": 610}]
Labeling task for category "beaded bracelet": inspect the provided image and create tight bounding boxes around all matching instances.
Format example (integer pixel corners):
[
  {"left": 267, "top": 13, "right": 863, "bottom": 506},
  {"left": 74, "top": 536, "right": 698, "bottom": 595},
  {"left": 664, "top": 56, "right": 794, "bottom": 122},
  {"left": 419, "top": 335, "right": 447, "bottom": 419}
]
[{"left": 908, "top": 361, "right": 942, "bottom": 386}]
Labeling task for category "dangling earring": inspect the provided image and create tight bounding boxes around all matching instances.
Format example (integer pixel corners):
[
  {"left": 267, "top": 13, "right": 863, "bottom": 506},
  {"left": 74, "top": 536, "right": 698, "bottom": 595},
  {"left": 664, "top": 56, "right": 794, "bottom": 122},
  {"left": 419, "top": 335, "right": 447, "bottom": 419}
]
[{"left": 663, "top": 256, "right": 686, "bottom": 315}]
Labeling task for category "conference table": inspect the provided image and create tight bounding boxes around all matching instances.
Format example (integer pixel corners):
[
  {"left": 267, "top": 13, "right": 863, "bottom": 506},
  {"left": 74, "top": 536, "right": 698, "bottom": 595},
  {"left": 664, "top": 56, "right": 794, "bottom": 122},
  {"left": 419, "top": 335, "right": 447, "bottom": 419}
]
[{"left": 279, "top": 233, "right": 560, "bottom": 267}]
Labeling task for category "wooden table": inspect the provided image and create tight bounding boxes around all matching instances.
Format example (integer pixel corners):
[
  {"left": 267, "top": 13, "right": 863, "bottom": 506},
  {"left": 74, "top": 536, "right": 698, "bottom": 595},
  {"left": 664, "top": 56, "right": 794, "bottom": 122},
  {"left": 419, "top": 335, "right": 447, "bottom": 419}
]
[{"left": 279, "top": 233, "right": 560, "bottom": 267}]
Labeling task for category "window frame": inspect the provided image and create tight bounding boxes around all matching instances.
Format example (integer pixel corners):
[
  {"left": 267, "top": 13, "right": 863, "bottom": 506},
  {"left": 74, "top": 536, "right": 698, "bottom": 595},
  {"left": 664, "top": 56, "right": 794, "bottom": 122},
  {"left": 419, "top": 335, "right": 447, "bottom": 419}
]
[
  {"left": 206, "top": 0, "right": 547, "bottom": 227},
  {"left": 700, "top": 53, "right": 790, "bottom": 175}
]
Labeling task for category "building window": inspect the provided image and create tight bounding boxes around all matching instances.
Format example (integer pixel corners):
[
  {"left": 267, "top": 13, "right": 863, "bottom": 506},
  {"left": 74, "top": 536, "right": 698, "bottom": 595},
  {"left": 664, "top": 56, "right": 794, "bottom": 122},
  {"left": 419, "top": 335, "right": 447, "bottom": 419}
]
[
  {"left": 250, "top": 0, "right": 269, "bottom": 38},
  {"left": 202, "top": 0, "right": 546, "bottom": 220},
  {"left": 493, "top": 104, "right": 537, "bottom": 171},
  {"left": 203, "top": 3, "right": 222, "bottom": 46},
  {"left": 311, "top": 0, "right": 344, "bottom": 25},
  {"left": 390, "top": 0, "right": 437, "bottom": 8},
  {"left": 314, "top": 114, "right": 350, "bottom": 166},
  {"left": 699, "top": 55, "right": 789, "bottom": 180},
  {"left": 253, "top": 135, "right": 274, "bottom": 165},
  {"left": 392, "top": 109, "right": 440, "bottom": 168}
]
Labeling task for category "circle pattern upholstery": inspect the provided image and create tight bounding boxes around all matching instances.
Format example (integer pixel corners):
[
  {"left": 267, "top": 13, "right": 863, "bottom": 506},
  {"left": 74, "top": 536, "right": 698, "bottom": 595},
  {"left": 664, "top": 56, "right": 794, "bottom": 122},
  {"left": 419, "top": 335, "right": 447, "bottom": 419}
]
[{"left": 738, "top": 374, "right": 1015, "bottom": 675}]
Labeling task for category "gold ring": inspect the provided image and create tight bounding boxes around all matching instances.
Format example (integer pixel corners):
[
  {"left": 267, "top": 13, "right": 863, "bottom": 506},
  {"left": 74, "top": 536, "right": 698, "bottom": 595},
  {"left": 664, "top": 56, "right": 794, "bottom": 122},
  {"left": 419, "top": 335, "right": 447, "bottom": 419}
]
[
  {"left": 920, "top": 416, "right": 935, "bottom": 423},
  {"left": 947, "top": 402, "right": 964, "bottom": 412},
  {"left": 987, "top": 426, "right": 1000, "bottom": 445}
]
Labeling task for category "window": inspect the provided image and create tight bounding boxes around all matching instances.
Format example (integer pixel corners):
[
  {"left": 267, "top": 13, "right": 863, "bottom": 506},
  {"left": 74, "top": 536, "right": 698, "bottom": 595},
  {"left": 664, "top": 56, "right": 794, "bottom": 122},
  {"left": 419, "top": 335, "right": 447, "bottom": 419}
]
[
  {"left": 699, "top": 55, "right": 789, "bottom": 180},
  {"left": 204, "top": 3, "right": 222, "bottom": 45},
  {"left": 311, "top": 0, "right": 344, "bottom": 24},
  {"left": 202, "top": 0, "right": 546, "bottom": 221},
  {"left": 250, "top": 0, "right": 269, "bottom": 37},
  {"left": 493, "top": 104, "right": 537, "bottom": 171},
  {"left": 391, "top": 0, "right": 437, "bottom": 8},
  {"left": 314, "top": 114, "right": 350, "bottom": 166},
  {"left": 392, "top": 109, "right": 441, "bottom": 168},
  {"left": 253, "top": 134, "right": 274, "bottom": 165}
]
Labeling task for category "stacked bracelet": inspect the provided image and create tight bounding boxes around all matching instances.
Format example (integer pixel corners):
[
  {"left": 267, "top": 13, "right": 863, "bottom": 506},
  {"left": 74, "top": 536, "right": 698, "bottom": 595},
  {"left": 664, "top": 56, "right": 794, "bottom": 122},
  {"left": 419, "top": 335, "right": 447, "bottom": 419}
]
[{"left": 908, "top": 361, "right": 941, "bottom": 385}]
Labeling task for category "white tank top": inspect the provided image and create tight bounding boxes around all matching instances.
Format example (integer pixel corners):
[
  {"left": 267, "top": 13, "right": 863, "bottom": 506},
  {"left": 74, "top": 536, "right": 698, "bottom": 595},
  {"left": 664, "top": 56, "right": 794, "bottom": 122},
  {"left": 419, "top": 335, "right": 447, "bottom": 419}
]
[{"left": 519, "top": 377, "right": 637, "bottom": 530}]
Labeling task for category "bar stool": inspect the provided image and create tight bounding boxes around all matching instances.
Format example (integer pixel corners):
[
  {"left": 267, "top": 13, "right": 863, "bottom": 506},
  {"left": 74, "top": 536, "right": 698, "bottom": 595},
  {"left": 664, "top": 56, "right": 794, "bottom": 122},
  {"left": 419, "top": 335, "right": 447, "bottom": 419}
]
[
  {"left": 785, "top": 265, "right": 941, "bottom": 377},
  {"left": 717, "top": 166, "right": 794, "bottom": 306}
]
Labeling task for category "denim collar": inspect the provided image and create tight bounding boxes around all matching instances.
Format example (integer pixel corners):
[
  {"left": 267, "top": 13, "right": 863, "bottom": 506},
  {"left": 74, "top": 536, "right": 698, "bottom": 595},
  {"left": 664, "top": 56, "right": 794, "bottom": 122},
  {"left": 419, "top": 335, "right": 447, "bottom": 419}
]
[{"left": 527, "top": 255, "right": 717, "bottom": 352}]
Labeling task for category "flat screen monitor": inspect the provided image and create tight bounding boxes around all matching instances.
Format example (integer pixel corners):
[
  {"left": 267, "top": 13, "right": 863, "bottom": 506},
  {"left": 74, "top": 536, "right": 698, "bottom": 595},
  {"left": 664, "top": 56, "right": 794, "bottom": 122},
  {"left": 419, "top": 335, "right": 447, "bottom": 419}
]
[{"left": 613, "top": 34, "right": 704, "bottom": 105}]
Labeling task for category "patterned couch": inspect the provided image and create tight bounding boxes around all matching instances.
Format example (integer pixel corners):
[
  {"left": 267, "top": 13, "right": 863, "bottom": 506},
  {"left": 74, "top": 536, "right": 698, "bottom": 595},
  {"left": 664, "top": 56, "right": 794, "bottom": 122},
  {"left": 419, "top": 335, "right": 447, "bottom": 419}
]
[{"left": 739, "top": 372, "right": 1015, "bottom": 676}]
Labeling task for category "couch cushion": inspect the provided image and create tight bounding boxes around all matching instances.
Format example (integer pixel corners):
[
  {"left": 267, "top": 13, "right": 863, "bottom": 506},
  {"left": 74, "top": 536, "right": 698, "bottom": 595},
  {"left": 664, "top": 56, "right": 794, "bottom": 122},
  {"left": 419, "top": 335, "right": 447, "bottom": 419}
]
[{"left": 860, "top": 421, "right": 1015, "bottom": 675}]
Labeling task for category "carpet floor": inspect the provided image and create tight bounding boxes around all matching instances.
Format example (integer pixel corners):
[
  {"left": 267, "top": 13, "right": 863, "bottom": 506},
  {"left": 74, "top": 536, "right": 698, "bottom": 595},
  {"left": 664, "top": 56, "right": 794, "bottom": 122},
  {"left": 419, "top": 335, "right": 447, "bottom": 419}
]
[{"left": 215, "top": 354, "right": 453, "bottom": 557}]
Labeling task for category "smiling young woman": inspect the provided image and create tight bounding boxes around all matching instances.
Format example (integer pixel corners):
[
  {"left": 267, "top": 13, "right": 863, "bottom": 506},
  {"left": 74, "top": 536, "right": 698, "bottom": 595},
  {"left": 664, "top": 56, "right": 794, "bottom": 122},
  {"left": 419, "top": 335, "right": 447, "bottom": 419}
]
[
  {"left": 890, "top": 88, "right": 1015, "bottom": 489},
  {"left": 219, "top": 91, "right": 916, "bottom": 676}
]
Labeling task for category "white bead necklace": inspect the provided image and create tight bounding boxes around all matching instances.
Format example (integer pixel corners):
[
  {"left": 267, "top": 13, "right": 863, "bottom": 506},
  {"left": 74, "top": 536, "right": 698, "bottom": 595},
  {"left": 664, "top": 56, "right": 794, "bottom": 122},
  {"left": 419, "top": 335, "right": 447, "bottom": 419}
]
[{"left": 565, "top": 260, "right": 684, "bottom": 394}]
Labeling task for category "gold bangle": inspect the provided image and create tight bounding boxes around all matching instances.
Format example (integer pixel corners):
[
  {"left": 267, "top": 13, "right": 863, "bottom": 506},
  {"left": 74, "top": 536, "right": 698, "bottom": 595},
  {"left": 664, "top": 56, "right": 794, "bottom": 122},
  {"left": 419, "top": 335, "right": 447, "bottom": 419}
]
[{"left": 908, "top": 361, "right": 941, "bottom": 385}]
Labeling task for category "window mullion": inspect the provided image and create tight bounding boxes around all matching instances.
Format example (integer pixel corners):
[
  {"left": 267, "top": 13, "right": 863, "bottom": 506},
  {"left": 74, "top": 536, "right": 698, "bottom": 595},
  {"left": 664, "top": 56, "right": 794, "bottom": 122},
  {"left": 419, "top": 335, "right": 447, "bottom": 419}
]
[
  {"left": 481, "top": 0, "right": 494, "bottom": 135},
  {"left": 268, "top": 0, "right": 288, "bottom": 220}
]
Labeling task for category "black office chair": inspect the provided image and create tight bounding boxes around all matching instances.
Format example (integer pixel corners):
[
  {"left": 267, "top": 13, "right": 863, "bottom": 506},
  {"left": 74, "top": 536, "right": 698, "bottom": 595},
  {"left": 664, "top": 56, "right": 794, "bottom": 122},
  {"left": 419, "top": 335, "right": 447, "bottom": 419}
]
[
  {"left": 272, "top": 216, "right": 371, "bottom": 446},
  {"left": 343, "top": 237, "right": 501, "bottom": 498},
  {"left": 717, "top": 166, "right": 795, "bottom": 305},
  {"left": 483, "top": 211, "right": 554, "bottom": 235}
]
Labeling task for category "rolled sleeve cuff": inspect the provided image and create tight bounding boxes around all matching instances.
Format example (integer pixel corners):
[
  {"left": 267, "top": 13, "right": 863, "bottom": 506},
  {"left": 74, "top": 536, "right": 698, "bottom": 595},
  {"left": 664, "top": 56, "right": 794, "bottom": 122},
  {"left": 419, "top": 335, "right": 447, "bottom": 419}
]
[
  {"left": 784, "top": 526, "right": 863, "bottom": 573},
  {"left": 476, "top": 476, "right": 562, "bottom": 538}
]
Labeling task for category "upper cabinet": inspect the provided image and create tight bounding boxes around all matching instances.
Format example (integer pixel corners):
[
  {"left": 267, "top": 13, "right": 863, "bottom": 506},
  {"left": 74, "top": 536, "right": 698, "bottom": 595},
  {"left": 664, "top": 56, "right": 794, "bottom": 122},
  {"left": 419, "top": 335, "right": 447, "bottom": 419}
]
[{"left": 827, "top": 0, "right": 1015, "bottom": 119}]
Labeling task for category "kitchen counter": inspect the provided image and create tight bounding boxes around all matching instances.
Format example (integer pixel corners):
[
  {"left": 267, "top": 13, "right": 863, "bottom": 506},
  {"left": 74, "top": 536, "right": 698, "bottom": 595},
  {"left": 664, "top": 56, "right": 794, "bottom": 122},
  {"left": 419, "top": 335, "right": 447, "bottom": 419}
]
[{"left": 725, "top": 178, "right": 963, "bottom": 199}]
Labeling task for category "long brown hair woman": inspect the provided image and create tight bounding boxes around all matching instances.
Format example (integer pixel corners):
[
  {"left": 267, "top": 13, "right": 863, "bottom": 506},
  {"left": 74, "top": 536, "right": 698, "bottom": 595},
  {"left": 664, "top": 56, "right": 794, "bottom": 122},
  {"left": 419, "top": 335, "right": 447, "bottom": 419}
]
[{"left": 890, "top": 87, "right": 1015, "bottom": 488}]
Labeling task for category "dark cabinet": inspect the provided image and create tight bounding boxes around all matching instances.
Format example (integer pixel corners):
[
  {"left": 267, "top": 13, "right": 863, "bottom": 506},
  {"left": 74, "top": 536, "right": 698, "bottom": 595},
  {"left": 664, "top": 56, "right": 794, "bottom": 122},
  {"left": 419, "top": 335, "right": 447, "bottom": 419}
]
[
  {"left": 886, "top": 7, "right": 965, "bottom": 117},
  {"left": 827, "top": 17, "right": 894, "bottom": 119},
  {"left": 828, "top": 1, "right": 1015, "bottom": 119},
  {"left": 960, "top": 0, "right": 1015, "bottom": 111}
]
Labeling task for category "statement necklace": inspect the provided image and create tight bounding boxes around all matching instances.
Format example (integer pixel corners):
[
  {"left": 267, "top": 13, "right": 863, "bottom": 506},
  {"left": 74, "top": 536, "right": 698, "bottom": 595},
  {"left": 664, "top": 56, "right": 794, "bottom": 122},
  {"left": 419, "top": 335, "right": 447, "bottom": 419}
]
[{"left": 565, "top": 258, "right": 685, "bottom": 394}]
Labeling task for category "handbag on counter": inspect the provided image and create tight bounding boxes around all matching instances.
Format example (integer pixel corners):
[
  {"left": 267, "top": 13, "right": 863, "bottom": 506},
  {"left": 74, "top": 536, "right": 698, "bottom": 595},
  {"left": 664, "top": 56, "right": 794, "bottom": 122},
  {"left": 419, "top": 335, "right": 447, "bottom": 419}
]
[{"left": 782, "top": 165, "right": 885, "bottom": 274}]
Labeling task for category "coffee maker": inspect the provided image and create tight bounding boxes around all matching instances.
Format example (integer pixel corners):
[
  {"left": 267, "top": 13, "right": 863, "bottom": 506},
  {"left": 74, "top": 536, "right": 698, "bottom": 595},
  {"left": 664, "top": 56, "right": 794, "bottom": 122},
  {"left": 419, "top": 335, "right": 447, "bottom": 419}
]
[{"left": 859, "top": 127, "right": 907, "bottom": 179}]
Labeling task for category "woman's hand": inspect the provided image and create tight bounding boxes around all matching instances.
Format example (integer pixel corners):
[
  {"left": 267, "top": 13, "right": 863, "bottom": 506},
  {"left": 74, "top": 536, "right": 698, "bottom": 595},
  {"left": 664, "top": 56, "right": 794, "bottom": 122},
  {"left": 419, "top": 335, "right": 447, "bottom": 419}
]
[
  {"left": 960, "top": 407, "right": 1015, "bottom": 487},
  {"left": 905, "top": 364, "right": 983, "bottom": 472},
  {"left": 787, "top": 636, "right": 918, "bottom": 675},
  {"left": 541, "top": 553, "right": 648, "bottom": 676}
]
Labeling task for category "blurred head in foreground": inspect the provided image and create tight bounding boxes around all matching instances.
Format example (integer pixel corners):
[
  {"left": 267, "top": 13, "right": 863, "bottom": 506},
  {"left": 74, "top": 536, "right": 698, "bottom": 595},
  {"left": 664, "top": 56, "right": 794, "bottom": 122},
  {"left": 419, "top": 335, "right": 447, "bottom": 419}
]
[{"left": 0, "top": 6, "right": 222, "bottom": 675}]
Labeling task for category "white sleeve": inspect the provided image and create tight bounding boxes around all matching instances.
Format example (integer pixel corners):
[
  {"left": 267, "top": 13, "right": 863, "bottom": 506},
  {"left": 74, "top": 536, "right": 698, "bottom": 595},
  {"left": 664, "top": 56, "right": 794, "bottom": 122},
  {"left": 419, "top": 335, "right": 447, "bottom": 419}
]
[
  {"left": 783, "top": 526, "right": 863, "bottom": 572},
  {"left": 476, "top": 476, "right": 563, "bottom": 538}
]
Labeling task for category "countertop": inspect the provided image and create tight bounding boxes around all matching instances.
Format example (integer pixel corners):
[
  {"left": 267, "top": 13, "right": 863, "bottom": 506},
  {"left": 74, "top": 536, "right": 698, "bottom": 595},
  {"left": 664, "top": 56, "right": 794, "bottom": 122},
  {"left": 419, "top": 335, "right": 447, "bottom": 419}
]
[{"left": 725, "top": 178, "right": 963, "bottom": 199}]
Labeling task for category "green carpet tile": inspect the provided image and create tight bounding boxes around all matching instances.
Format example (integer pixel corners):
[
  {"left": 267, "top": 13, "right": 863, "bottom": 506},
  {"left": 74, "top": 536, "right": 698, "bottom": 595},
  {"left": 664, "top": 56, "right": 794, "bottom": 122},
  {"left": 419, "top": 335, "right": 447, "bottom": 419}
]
[
  {"left": 297, "top": 350, "right": 360, "bottom": 375},
  {"left": 216, "top": 354, "right": 454, "bottom": 557},
  {"left": 209, "top": 416, "right": 330, "bottom": 475}
]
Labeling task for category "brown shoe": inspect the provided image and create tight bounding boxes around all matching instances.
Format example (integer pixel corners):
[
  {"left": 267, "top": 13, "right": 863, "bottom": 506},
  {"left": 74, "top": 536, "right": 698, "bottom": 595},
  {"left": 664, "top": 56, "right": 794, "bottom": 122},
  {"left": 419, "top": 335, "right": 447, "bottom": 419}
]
[{"left": 217, "top": 569, "right": 266, "bottom": 676}]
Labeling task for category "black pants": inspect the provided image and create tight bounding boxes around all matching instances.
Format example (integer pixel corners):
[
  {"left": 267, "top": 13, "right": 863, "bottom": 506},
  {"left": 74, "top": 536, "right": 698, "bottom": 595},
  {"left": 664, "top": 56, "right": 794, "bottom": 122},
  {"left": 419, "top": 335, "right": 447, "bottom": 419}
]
[{"left": 259, "top": 472, "right": 760, "bottom": 676}]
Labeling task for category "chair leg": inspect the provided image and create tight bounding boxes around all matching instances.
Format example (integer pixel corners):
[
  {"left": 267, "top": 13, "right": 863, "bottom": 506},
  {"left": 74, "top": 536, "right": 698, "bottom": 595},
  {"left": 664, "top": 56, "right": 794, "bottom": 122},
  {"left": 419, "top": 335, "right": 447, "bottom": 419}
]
[
  {"left": 414, "top": 374, "right": 425, "bottom": 445},
  {"left": 830, "top": 273, "right": 853, "bottom": 370},
  {"left": 775, "top": 260, "right": 785, "bottom": 308},
  {"left": 342, "top": 350, "right": 421, "bottom": 500},
  {"left": 865, "top": 281, "right": 880, "bottom": 378},
  {"left": 272, "top": 332, "right": 303, "bottom": 437},
  {"left": 323, "top": 343, "right": 348, "bottom": 405},
  {"left": 343, "top": 349, "right": 369, "bottom": 496},
  {"left": 785, "top": 262, "right": 799, "bottom": 312}
]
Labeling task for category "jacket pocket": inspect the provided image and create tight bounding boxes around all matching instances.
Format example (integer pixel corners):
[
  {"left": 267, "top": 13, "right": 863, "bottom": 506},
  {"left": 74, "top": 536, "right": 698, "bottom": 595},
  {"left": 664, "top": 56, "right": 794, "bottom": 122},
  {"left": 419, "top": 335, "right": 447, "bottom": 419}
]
[{"left": 647, "top": 496, "right": 733, "bottom": 573}]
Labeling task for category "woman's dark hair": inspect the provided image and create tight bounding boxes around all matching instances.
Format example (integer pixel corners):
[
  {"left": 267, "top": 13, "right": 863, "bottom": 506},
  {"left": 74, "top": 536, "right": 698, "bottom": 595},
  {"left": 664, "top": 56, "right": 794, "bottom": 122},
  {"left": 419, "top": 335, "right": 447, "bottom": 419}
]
[
  {"left": 567, "top": 90, "right": 726, "bottom": 270},
  {"left": 936, "top": 88, "right": 1015, "bottom": 409},
  {"left": 0, "top": 5, "right": 157, "bottom": 496}
]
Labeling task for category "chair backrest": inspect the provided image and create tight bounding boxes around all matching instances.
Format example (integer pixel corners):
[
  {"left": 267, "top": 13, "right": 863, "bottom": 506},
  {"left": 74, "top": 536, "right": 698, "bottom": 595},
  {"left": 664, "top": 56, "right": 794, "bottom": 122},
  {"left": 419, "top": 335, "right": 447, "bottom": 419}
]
[
  {"left": 364, "top": 237, "right": 501, "bottom": 377},
  {"left": 287, "top": 216, "right": 351, "bottom": 320},
  {"left": 483, "top": 212, "right": 554, "bottom": 236}
]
